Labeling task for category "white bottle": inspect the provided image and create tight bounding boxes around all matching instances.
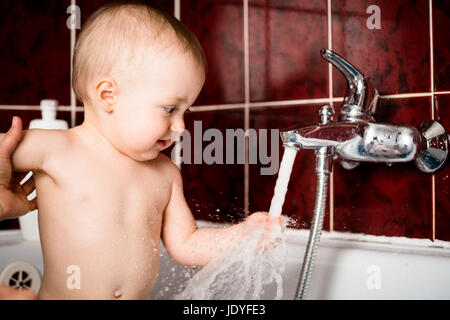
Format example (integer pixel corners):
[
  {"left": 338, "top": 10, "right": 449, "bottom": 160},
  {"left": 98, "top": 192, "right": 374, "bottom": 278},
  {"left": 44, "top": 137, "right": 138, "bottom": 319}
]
[
  {"left": 29, "top": 99, "right": 69, "bottom": 130},
  {"left": 19, "top": 99, "right": 69, "bottom": 241}
]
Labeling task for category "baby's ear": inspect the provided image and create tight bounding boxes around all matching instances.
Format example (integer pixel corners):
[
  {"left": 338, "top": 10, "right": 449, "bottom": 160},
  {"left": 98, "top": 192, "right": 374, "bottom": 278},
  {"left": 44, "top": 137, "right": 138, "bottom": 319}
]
[{"left": 95, "top": 78, "right": 118, "bottom": 113}]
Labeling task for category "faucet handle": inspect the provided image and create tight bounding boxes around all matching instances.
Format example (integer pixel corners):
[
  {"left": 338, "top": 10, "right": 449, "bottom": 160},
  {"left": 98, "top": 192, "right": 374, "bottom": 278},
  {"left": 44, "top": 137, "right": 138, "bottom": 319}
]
[
  {"left": 415, "top": 120, "right": 449, "bottom": 173},
  {"left": 321, "top": 49, "right": 377, "bottom": 122}
]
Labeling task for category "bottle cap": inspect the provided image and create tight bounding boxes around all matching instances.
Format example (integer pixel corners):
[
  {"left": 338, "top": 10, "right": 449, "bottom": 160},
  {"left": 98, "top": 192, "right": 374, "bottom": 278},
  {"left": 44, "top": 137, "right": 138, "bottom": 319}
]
[{"left": 40, "top": 99, "right": 58, "bottom": 120}]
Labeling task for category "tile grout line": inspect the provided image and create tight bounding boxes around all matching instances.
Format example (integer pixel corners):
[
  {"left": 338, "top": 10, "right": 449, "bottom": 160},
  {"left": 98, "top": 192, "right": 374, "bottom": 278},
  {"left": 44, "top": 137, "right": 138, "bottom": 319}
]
[
  {"left": 3, "top": 91, "right": 450, "bottom": 112},
  {"left": 327, "top": 0, "right": 333, "bottom": 105},
  {"left": 173, "top": 0, "right": 182, "bottom": 169},
  {"left": 429, "top": 0, "right": 435, "bottom": 120},
  {"left": 429, "top": 0, "right": 436, "bottom": 241},
  {"left": 327, "top": 0, "right": 334, "bottom": 232},
  {"left": 70, "top": 0, "right": 77, "bottom": 128},
  {"left": 243, "top": 0, "right": 250, "bottom": 216},
  {"left": 174, "top": 0, "right": 180, "bottom": 20}
]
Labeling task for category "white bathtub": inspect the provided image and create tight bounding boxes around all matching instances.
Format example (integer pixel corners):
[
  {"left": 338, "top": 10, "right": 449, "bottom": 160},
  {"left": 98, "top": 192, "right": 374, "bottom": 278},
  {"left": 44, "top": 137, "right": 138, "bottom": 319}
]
[{"left": 1, "top": 225, "right": 450, "bottom": 300}]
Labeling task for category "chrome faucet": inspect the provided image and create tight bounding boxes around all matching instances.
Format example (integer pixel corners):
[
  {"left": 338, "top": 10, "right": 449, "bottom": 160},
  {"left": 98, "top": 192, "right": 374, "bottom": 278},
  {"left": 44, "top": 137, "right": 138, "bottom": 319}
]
[
  {"left": 281, "top": 49, "right": 449, "bottom": 173},
  {"left": 284, "top": 49, "right": 449, "bottom": 300}
]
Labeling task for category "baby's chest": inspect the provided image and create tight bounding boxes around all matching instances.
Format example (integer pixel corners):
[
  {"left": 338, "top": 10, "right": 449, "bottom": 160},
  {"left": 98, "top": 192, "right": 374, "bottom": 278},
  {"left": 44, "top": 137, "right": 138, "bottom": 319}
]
[{"left": 50, "top": 159, "right": 172, "bottom": 221}]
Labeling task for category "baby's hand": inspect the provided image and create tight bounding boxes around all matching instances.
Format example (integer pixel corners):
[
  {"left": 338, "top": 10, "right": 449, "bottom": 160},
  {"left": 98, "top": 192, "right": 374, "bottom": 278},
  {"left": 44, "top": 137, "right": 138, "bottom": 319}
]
[
  {"left": 244, "top": 212, "right": 284, "bottom": 250},
  {"left": 245, "top": 211, "right": 283, "bottom": 232}
]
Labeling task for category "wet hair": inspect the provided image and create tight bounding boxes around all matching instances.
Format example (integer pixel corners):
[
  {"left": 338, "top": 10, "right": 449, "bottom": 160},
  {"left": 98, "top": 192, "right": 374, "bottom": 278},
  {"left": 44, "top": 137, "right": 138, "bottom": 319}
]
[{"left": 72, "top": 1, "right": 207, "bottom": 104}]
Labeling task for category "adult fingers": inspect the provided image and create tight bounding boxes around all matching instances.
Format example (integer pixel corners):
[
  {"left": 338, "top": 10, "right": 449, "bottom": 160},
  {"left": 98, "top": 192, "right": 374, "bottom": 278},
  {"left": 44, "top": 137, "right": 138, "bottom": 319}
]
[
  {"left": 0, "top": 117, "right": 23, "bottom": 158},
  {"left": 0, "top": 284, "right": 37, "bottom": 300}
]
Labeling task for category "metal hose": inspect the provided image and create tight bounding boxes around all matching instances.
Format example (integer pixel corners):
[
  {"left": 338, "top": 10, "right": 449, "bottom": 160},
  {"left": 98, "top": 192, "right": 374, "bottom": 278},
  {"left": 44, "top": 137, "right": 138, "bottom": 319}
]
[{"left": 294, "top": 147, "right": 332, "bottom": 300}]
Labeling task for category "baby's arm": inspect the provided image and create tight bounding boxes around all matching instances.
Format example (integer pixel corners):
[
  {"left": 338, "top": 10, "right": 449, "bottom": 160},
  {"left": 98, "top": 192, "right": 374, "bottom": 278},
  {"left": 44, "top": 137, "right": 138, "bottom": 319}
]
[
  {"left": 0, "top": 128, "right": 55, "bottom": 172},
  {"left": 161, "top": 159, "right": 274, "bottom": 267}
]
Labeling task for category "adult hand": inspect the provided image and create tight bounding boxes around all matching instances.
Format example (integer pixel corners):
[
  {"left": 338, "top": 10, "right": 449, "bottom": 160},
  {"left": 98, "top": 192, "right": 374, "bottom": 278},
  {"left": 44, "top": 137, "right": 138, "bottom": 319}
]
[
  {"left": 0, "top": 283, "right": 37, "bottom": 300},
  {"left": 0, "top": 116, "right": 37, "bottom": 220}
]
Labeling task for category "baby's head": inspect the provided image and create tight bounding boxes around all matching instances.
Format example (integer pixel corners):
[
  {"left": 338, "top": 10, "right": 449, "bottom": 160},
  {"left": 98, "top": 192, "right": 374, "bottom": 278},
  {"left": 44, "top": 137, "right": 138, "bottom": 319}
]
[{"left": 72, "top": 1, "right": 206, "bottom": 161}]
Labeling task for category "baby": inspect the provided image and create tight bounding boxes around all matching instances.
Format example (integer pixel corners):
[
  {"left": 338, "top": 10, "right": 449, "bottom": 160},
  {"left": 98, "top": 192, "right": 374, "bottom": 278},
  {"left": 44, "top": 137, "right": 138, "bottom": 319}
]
[{"left": 1, "top": 3, "right": 281, "bottom": 299}]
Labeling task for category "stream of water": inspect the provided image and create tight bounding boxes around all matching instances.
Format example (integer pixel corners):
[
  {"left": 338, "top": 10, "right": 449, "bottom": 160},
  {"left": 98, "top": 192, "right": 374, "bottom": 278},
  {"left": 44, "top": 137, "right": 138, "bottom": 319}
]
[{"left": 175, "top": 147, "right": 298, "bottom": 300}]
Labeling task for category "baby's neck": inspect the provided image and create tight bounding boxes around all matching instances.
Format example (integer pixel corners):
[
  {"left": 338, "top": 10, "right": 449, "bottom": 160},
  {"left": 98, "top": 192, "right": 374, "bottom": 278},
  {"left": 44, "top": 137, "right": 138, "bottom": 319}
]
[{"left": 72, "top": 119, "right": 120, "bottom": 156}]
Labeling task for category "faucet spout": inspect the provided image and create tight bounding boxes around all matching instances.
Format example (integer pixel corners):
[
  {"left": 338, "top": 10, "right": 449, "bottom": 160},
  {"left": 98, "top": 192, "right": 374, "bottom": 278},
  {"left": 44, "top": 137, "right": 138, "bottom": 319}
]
[{"left": 282, "top": 121, "right": 425, "bottom": 162}]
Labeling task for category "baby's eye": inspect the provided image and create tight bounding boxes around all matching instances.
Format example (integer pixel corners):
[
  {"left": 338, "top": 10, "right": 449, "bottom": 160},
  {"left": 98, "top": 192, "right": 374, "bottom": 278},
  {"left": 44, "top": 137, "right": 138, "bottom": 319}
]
[{"left": 164, "top": 106, "right": 177, "bottom": 114}]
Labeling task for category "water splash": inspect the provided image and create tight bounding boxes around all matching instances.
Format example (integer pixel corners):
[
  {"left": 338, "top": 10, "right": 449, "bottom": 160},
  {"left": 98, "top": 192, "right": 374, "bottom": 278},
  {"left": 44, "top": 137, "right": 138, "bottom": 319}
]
[
  {"left": 174, "top": 148, "right": 298, "bottom": 300},
  {"left": 174, "top": 220, "right": 289, "bottom": 300}
]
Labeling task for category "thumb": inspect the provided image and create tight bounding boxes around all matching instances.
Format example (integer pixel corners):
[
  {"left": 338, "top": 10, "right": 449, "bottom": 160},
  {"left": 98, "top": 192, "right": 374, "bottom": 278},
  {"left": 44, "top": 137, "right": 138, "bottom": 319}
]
[{"left": 0, "top": 117, "right": 23, "bottom": 158}]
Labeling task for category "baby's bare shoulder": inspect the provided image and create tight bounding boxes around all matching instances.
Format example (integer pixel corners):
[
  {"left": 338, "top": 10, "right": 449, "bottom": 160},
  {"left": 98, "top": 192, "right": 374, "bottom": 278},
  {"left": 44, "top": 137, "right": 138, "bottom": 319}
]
[
  {"left": 153, "top": 153, "right": 182, "bottom": 183},
  {"left": 10, "top": 129, "right": 71, "bottom": 172},
  {"left": 26, "top": 128, "right": 70, "bottom": 145}
]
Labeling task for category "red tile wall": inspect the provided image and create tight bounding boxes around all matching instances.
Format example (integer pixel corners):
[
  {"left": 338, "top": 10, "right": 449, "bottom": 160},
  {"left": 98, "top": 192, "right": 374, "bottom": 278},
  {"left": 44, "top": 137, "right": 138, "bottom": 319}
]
[{"left": 0, "top": 1, "right": 448, "bottom": 242}]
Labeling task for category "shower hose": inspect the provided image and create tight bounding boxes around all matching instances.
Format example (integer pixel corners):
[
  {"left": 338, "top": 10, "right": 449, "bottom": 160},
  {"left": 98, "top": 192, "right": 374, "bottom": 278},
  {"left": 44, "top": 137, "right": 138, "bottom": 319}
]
[{"left": 294, "top": 147, "right": 332, "bottom": 300}]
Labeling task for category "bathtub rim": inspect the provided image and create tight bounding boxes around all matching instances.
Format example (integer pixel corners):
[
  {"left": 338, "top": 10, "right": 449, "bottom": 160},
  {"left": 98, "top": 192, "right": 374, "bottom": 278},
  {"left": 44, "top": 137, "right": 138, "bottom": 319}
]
[
  {"left": 193, "top": 220, "right": 450, "bottom": 258},
  {"left": 2, "top": 221, "right": 450, "bottom": 258}
]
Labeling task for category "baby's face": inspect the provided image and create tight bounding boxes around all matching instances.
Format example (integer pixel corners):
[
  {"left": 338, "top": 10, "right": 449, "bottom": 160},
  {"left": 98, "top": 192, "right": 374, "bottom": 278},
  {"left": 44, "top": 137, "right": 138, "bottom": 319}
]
[{"left": 109, "top": 48, "right": 205, "bottom": 161}]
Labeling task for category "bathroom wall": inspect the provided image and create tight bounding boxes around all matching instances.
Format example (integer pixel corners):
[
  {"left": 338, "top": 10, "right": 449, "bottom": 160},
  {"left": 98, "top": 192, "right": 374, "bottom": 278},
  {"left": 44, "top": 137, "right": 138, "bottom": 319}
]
[{"left": 0, "top": 1, "right": 448, "bottom": 242}]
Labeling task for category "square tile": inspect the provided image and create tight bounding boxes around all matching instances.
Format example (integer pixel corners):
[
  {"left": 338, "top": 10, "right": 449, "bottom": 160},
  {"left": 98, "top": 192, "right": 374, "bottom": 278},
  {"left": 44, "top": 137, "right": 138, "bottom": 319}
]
[
  {"left": 333, "top": 97, "right": 433, "bottom": 238},
  {"left": 181, "top": 0, "right": 245, "bottom": 105},
  {"left": 433, "top": 0, "right": 450, "bottom": 91},
  {"left": 249, "top": 0, "right": 328, "bottom": 102},
  {"left": 0, "top": 0, "right": 72, "bottom": 105},
  {"left": 332, "top": 0, "right": 430, "bottom": 97},
  {"left": 180, "top": 109, "right": 247, "bottom": 223},
  {"left": 78, "top": 0, "right": 174, "bottom": 21}
]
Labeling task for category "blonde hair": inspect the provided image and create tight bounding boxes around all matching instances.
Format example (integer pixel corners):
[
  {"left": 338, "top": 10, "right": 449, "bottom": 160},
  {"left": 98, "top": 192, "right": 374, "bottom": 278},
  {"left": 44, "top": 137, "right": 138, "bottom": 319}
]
[{"left": 72, "top": 1, "right": 207, "bottom": 104}]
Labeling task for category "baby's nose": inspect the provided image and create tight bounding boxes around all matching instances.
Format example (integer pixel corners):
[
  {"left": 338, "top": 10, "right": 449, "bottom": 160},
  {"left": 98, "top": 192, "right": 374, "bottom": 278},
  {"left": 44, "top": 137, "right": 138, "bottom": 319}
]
[
  {"left": 171, "top": 118, "right": 185, "bottom": 131},
  {"left": 170, "top": 118, "right": 185, "bottom": 140}
]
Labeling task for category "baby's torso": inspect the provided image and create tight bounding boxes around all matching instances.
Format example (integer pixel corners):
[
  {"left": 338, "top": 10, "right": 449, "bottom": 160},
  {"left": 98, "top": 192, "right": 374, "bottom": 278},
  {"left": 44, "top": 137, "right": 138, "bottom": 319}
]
[{"left": 35, "top": 130, "right": 172, "bottom": 299}]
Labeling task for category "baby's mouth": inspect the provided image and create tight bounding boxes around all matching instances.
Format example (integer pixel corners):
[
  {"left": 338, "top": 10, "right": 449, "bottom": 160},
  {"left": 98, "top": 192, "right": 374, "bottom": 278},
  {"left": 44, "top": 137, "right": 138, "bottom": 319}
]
[{"left": 157, "top": 139, "right": 171, "bottom": 147}]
